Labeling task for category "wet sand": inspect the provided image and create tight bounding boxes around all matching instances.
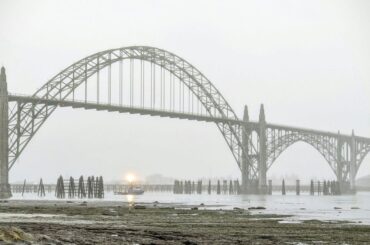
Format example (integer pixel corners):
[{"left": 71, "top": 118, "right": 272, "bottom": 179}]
[{"left": 0, "top": 200, "right": 370, "bottom": 244}]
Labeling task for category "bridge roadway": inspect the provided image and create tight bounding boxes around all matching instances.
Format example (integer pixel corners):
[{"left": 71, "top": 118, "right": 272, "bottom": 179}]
[{"left": 8, "top": 93, "right": 369, "bottom": 142}]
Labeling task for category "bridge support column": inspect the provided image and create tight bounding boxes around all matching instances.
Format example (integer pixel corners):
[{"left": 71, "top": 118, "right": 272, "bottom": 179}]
[
  {"left": 336, "top": 134, "right": 344, "bottom": 192},
  {"left": 350, "top": 130, "right": 357, "bottom": 192},
  {"left": 0, "top": 67, "right": 11, "bottom": 199},
  {"left": 258, "top": 104, "right": 267, "bottom": 194},
  {"left": 241, "top": 105, "right": 249, "bottom": 194}
]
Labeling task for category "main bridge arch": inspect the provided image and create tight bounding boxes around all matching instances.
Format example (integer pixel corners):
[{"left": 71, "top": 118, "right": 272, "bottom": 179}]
[{"left": 8, "top": 46, "right": 251, "bottom": 173}]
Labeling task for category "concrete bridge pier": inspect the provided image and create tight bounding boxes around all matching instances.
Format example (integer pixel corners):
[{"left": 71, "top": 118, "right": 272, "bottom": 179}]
[
  {"left": 0, "top": 67, "right": 11, "bottom": 199},
  {"left": 258, "top": 104, "right": 268, "bottom": 194},
  {"left": 336, "top": 133, "right": 346, "bottom": 192},
  {"left": 350, "top": 130, "right": 357, "bottom": 192},
  {"left": 241, "top": 105, "right": 249, "bottom": 194}
]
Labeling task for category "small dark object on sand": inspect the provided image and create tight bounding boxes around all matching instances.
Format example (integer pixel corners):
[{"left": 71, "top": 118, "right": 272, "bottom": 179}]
[
  {"left": 248, "top": 206, "right": 266, "bottom": 210},
  {"left": 134, "top": 205, "right": 146, "bottom": 209}
]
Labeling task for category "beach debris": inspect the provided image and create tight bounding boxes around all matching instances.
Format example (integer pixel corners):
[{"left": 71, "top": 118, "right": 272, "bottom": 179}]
[
  {"left": 134, "top": 205, "right": 146, "bottom": 209},
  {"left": 248, "top": 206, "right": 266, "bottom": 210},
  {"left": 0, "top": 226, "right": 34, "bottom": 243}
]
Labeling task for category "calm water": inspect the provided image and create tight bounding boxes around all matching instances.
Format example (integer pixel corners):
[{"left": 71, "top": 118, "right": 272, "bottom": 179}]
[{"left": 9, "top": 191, "right": 370, "bottom": 225}]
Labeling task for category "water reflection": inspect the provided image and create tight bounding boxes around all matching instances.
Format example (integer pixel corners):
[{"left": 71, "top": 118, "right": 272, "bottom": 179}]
[{"left": 126, "top": 194, "right": 135, "bottom": 209}]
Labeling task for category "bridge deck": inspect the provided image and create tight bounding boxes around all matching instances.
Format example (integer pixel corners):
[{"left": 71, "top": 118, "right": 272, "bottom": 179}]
[
  {"left": 8, "top": 94, "right": 242, "bottom": 125},
  {"left": 8, "top": 94, "right": 370, "bottom": 142}
]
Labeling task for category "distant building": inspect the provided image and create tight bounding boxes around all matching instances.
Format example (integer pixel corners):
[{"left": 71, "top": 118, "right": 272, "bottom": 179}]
[
  {"left": 145, "top": 174, "right": 174, "bottom": 185},
  {"left": 356, "top": 175, "right": 370, "bottom": 187}
]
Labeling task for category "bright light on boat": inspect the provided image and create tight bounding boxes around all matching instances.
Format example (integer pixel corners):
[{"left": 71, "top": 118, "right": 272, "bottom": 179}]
[{"left": 126, "top": 173, "right": 135, "bottom": 183}]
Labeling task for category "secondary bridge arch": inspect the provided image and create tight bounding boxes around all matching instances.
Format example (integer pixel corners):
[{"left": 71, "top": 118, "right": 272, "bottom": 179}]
[
  {"left": 8, "top": 46, "right": 249, "bottom": 172},
  {"left": 266, "top": 132, "right": 338, "bottom": 174}
]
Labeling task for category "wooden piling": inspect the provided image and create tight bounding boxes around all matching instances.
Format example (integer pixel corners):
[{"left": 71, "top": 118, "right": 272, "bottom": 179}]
[
  {"left": 310, "top": 180, "right": 314, "bottom": 195},
  {"left": 78, "top": 176, "right": 86, "bottom": 198},
  {"left": 21, "top": 179, "right": 26, "bottom": 197},
  {"left": 68, "top": 177, "right": 75, "bottom": 198},
  {"left": 55, "top": 176, "right": 65, "bottom": 199},
  {"left": 37, "top": 178, "right": 45, "bottom": 197},
  {"left": 296, "top": 180, "right": 300, "bottom": 195},
  {"left": 229, "top": 180, "right": 233, "bottom": 195},
  {"left": 268, "top": 180, "right": 272, "bottom": 195}
]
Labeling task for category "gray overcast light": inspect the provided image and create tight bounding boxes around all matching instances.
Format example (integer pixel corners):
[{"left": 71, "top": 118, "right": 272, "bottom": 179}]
[{"left": 0, "top": 0, "right": 369, "bottom": 183}]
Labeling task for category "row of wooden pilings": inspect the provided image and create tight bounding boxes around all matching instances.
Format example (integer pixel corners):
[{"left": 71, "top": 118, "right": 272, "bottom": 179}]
[
  {"left": 172, "top": 179, "right": 346, "bottom": 195},
  {"left": 55, "top": 175, "right": 104, "bottom": 199},
  {"left": 9, "top": 179, "right": 48, "bottom": 197},
  {"left": 280, "top": 179, "right": 346, "bottom": 195},
  {"left": 173, "top": 180, "right": 242, "bottom": 195}
]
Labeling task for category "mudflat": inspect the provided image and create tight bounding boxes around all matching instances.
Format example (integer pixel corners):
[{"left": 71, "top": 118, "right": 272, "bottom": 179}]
[{"left": 0, "top": 200, "right": 369, "bottom": 244}]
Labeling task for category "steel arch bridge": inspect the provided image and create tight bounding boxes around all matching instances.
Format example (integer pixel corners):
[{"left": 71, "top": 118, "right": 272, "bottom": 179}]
[{"left": 0, "top": 46, "right": 369, "bottom": 198}]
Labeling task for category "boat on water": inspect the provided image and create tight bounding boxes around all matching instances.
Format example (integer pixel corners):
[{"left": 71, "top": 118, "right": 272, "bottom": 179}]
[{"left": 114, "top": 186, "right": 144, "bottom": 195}]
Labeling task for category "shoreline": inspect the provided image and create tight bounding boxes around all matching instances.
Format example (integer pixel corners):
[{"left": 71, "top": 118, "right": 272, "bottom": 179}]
[{"left": 1, "top": 200, "right": 370, "bottom": 244}]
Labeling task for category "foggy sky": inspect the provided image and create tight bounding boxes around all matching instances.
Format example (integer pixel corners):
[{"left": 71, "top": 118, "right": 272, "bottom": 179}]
[{"left": 0, "top": 0, "right": 369, "bottom": 183}]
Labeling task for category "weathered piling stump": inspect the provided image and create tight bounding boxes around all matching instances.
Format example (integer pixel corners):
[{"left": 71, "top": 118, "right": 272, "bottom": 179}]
[
  {"left": 296, "top": 180, "right": 300, "bottom": 195},
  {"left": 282, "top": 179, "right": 286, "bottom": 195},
  {"left": 310, "top": 180, "right": 314, "bottom": 195},
  {"left": 96, "top": 176, "right": 104, "bottom": 198},
  {"left": 21, "top": 179, "right": 26, "bottom": 197},
  {"left": 173, "top": 180, "right": 178, "bottom": 194},
  {"left": 55, "top": 176, "right": 65, "bottom": 199},
  {"left": 323, "top": 181, "right": 328, "bottom": 195},
  {"left": 222, "top": 180, "right": 227, "bottom": 194},
  {"left": 216, "top": 180, "right": 221, "bottom": 195},
  {"left": 180, "top": 181, "right": 183, "bottom": 194},
  {"left": 235, "top": 180, "right": 241, "bottom": 195},
  {"left": 78, "top": 176, "right": 86, "bottom": 198},
  {"left": 229, "top": 180, "right": 233, "bottom": 195},
  {"left": 94, "top": 176, "right": 99, "bottom": 197},
  {"left": 268, "top": 180, "right": 272, "bottom": 195},
  {"left": 68, "top": 177, "right": 76, "bottom": 198},
  {"left": 197, "top": 180, "right": 202, "bottom": 194},
  {"left": 87, "top": 177, "right": 94, "bottom": 198},
  {"left": 37, "top": 178, "right": 45, "bottom": 197}
]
